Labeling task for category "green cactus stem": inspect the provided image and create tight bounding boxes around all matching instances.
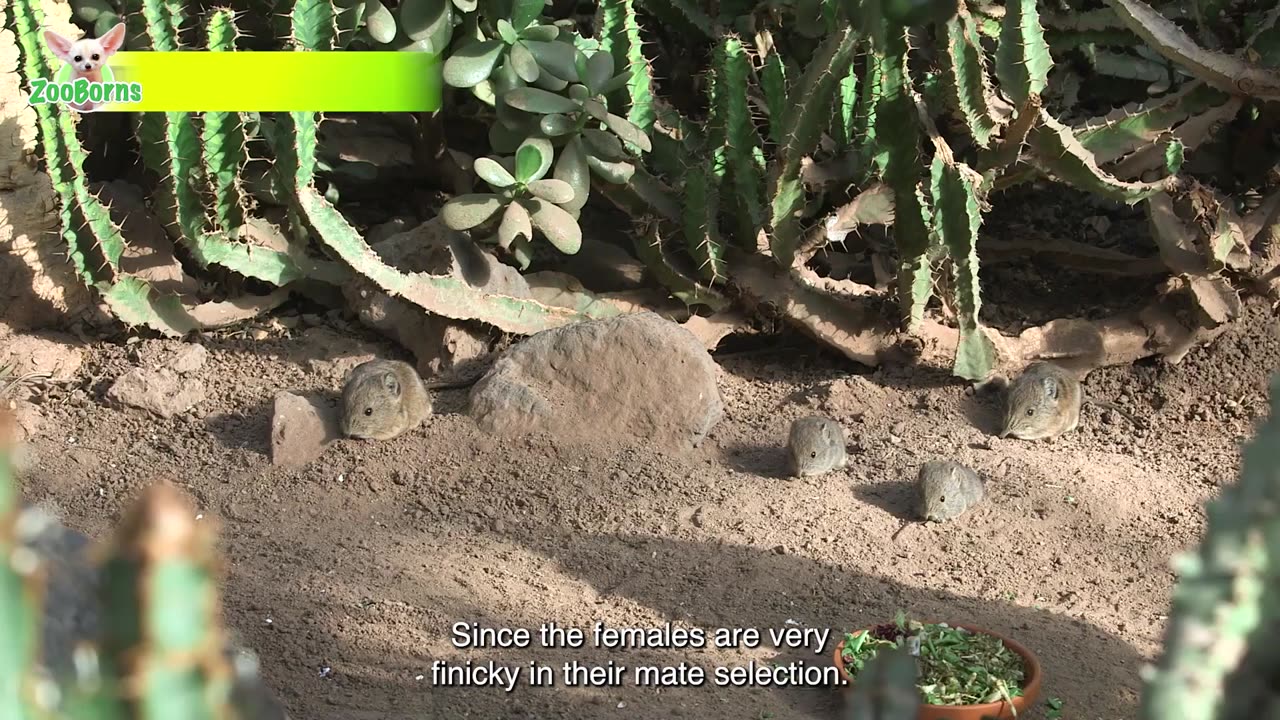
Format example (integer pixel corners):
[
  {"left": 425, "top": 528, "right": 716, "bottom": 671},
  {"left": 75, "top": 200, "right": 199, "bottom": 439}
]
[
  {"left": 853, "top": 45, "right": 884, "bottom": 186},
  {"left": 978, "top": 93, "right": 1041, "bottom": 181},
  {"left": 712, "top": 35, "right": 766, "bottom": 251},
  {"left": 1073, "top": 82, "right": 1232, "bottom": 166},
  {"left": 202, "top": 9, "right": 250, "bottom": 232},
  {"left": 635, "top": 0, "right": 714, "bottom": 40},
  {"left": 939, "top": 4, "right": 1007, "bottom": 148},
  {"left": 761, "top": 50, "right": 790, "bottom": 146},
  {"left": 683, "top": 157, "right": 726, "bottom": 281},
  {"left": 874, "top": 27, "right": 934, "bottom": 330},
  {"left": 289, "top": 0, "right": 337, "bottom": 50},
  {"left": 631, "top": 222, "right": 728, "bottom": 309},
  {"left": 830, "top": 61, "right": 859, "bottom": 150},
  {"left": 996, "top": 0, "right": 1052, "bottom": 104},
  {"left": 0, "top": 413, "right": 40, "bottom": 720},
  {"left": 768, "top": 26, "right": 859, "bottom": 268},
  {"left": 931, "top": 154, "right": 995, "bottom": 381},
  {"left": 121, "top": 0, "right": 178, "bottom": 179},
  {"left": 1027, "top": 111, "right": 1175, "bottom": 204},
  {"left": 598, "top": 0, "right": 654, "bottom": 133},
  {"left": 10, "top": 0, "right": 202, "bottom": 334},
  {"left": 299, "top": 188, "right": 628, "bottom": 333}
]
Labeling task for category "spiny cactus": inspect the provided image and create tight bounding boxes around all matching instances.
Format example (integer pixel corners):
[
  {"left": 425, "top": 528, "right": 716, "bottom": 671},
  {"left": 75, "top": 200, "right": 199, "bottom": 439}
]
[
  {"left": 8, "top": 0, "right": 207, "bottom": 333},
  {"left": 0, "top": 408, "right": 282, "bottom": 718},
  {"left": 589, "top": 0, "right": 1252, "bottom": 379},
  {"left": 10, "top": 0, "right": 1270, "bottom": 383},
  {"left": 931, "top": 154, "right": 995, "bottom": 381}
]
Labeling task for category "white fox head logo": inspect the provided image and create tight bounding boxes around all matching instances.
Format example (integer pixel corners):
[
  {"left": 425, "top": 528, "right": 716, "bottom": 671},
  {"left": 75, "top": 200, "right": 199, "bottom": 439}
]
[{"left": 43, "top": 22, "right": 125, "bottom": 79}]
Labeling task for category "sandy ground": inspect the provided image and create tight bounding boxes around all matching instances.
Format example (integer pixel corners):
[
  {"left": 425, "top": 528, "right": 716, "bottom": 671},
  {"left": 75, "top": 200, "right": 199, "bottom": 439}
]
[{"left": 8, "top": 296, "right": 1277, "bottom": 720}]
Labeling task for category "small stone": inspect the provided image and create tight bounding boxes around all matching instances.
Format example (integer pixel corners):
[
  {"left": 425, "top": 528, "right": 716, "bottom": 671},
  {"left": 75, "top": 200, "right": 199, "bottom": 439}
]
[
  {"left": 10, "top": 400, "right": 43, "bottom": 442},
  {"left": 270, "top": 392, "right": 340, "bottom": 467},
  {"left": 773, "top": 545, "right": 786, "bottom": 555},
  {"left": 691, "top": 507, "right": 706, "bottom": 528},
  {"left": 107, "top": 367, "right": 205, "bottom": 418},
  {"left": 166, "top": 343, "right": 208, "bottom": 374}
]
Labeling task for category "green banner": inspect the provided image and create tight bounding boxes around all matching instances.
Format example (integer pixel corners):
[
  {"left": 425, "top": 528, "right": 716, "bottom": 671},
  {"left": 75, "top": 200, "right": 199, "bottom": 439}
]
[{"left": 30, "top": 51, "right": 442, "bottom": 112}]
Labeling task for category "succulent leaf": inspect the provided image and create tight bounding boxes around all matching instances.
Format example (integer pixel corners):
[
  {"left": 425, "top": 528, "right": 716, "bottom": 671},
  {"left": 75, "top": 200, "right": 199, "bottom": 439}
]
[
  {"left": 527, "top": 197, "right": 583, "bottom": 253},
  {"left": 442, "top": 194, "right": 506, "bottom": 230},
  {"left": 443, "top": 39, "right": 504, "bottom": 87},
  {"left": 506, "top": 87, "right": 581, "bottom": 114}
]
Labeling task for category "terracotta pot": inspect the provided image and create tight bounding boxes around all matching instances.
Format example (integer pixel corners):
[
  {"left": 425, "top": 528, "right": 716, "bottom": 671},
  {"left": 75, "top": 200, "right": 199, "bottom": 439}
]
[{"left": 832, "top": 622, "right": 1042, "bottom": 720}]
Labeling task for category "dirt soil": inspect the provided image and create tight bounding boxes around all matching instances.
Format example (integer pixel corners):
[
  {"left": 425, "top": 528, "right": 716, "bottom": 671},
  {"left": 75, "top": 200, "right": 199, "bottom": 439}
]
[{"left": 9, "top": 296, "right": 1278, "bottom": 720}]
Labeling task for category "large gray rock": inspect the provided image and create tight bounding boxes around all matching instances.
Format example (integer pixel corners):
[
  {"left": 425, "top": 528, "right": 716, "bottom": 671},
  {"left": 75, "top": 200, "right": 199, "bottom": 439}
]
[{"left": 468, "top": 312, "right": 723, "bottom": 448}]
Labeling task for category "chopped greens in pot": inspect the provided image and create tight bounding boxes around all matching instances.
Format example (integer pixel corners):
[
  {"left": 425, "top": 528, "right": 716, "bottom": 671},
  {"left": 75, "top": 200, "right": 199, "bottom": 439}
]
[{"left": 839, "top": 616, "right": 1027, "bottom": 706}]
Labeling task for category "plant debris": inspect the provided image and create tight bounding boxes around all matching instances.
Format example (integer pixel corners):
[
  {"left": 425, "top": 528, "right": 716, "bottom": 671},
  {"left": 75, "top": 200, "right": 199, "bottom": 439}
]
[{"left": 839, "top": 613, "right": 1028, "bottom": 706}]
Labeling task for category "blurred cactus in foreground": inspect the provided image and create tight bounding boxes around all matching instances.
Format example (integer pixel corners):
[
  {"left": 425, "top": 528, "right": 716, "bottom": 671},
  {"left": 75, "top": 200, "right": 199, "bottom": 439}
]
[
  {"left": 0, "top": 409, "right": 285, "bottom": 719},
  {"left": 1137, "top": 374, "right": 1280, "bottom": 720},
  {"left": 843, "top": 645, "right": 921, "bottom": 719}
]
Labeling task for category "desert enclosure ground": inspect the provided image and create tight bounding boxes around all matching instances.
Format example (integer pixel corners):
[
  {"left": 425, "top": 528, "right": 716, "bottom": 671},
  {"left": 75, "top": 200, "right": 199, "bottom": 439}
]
[{"left": 4, "top": 288, "right": 1276, "bottom": 720}]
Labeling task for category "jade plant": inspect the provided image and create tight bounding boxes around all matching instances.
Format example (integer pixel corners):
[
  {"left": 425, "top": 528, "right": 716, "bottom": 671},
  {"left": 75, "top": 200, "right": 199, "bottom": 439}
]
[{"left": 0, "top": 409, "right": 282, "bottom": 719}]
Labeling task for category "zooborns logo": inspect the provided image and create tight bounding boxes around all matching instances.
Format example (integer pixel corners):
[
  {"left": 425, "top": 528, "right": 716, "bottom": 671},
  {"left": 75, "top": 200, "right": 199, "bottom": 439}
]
[{"left": 31, "top": 22, "right": 141, "bottom": 112}]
